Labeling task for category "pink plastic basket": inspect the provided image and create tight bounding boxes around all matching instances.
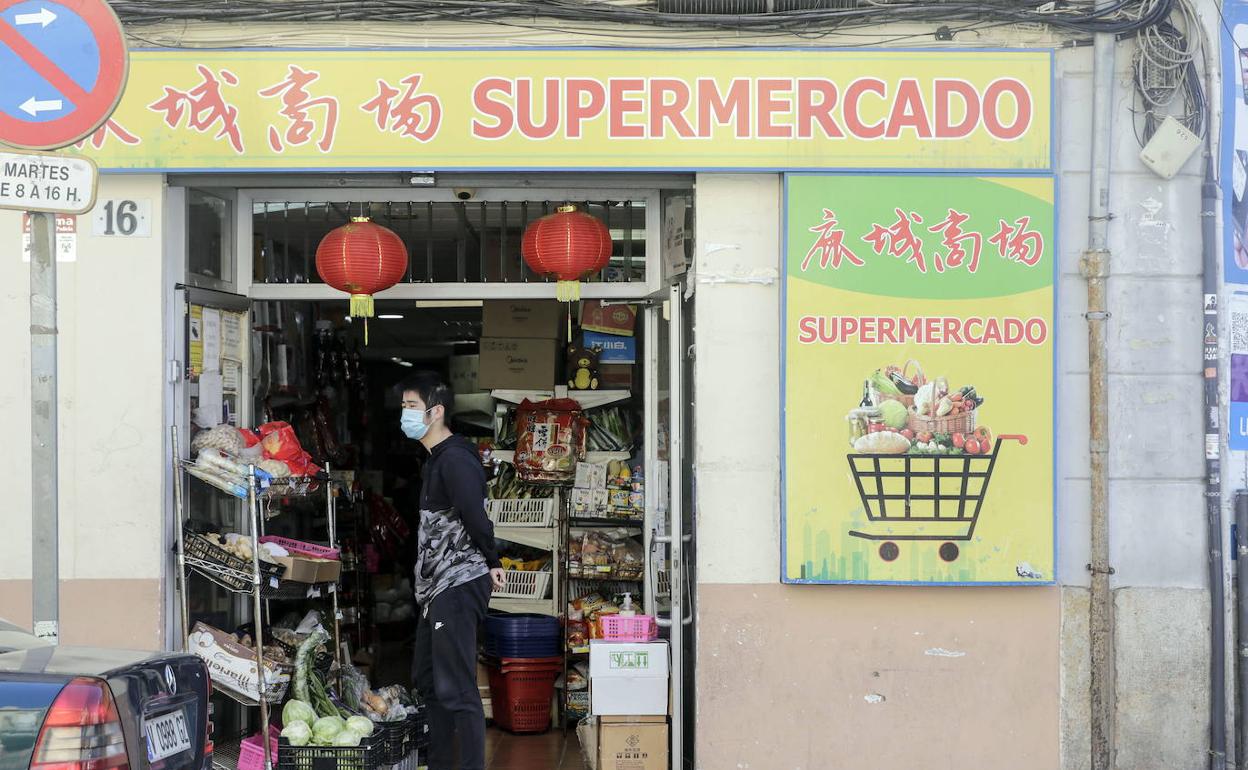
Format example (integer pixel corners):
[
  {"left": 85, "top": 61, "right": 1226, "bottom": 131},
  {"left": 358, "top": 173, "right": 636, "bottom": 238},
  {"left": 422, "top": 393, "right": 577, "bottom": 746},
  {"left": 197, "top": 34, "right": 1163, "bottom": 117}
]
[
  {"left": 238, "top": 726, "right": 280, "bottom": 770},
  {"left": 599, "top": 614, "right": 658, "bottom": 642},
  {"left": 259, "top": 535, "right": 340, "bottom": 560}
]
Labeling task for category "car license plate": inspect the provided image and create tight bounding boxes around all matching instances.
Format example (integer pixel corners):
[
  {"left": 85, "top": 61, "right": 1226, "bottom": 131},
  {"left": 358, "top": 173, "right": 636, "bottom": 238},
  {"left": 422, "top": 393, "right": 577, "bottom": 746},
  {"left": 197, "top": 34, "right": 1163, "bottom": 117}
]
[{"left": 145, "top": 709, "right": 192, "bottom": 762}]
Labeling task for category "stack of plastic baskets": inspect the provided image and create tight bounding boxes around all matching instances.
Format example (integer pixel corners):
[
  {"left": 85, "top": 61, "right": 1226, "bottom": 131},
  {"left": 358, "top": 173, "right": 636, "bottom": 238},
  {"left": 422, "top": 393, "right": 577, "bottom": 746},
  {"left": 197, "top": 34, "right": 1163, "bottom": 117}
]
[
  {"left": 482, "top": 656, "right": 562, "bottom": 734},
  {"left": 482, "top": 613, "right": 562, "bottom": 733},
  {"left": 483, "top": 613, "right": 560, "bottom": 658}
]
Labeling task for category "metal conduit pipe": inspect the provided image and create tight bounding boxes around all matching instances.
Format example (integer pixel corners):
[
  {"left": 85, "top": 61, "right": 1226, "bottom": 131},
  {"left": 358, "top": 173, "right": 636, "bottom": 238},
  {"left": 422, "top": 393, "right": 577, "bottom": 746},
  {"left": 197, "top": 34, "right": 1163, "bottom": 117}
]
[
  {"left": 1203, "top": 153, "right": 1227, "bottom": 770},
  {"left": 1237, "top": 492, "right": 1248, "bottom": 761},
  {"left": 1081, "top": 15, "right": 1115, "bottom": 770}
]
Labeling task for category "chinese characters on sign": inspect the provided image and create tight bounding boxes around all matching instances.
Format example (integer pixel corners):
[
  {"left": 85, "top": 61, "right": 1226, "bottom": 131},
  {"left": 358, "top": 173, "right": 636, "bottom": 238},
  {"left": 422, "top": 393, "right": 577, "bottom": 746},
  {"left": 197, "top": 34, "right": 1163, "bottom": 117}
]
[
  {"left": 148, "top": 65, "right": 246, "bottom": 153},
  {"left": 802, "top": 208, "right": 1043, "bottom": 275}
]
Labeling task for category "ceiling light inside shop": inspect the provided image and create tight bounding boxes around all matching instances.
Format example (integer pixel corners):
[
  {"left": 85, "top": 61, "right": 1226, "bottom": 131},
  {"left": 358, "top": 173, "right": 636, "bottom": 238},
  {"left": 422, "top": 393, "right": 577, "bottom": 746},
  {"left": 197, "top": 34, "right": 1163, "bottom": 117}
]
[
  {"left": 378, "top": 314, "right": 405, "bottom": 320},
  {"left": 415, "top": 300, "right": 484, "bottom": 308},
  {"left": 391, "top": 357, "right": 414, "bottom": 367}
]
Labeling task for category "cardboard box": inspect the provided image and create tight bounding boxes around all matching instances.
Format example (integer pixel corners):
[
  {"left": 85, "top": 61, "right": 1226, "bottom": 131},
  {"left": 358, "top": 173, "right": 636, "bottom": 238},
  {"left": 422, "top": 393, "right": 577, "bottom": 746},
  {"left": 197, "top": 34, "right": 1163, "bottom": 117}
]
[
  {"left": 483, "top": 300, "right": 562, "bottom": 339},
  {"left": 583, "top": 332, "right": 636, "bottom": 364},
  {"left": 272, "top": 555, "right": 320, "bottom": 583},
  {"left": 315, "top": 558, "right": 342, "bottom": 583},
  {"left": 478, "top": 337, "right": 559, "bottom": 391},
  {"left": 596, "top": 364, "right": 633, "bottom": 390},
  {"left": 449, "top": 354, "right": 482, "bottom": 394},
  {"left": 272, "top": 555, "right": 341, "bottom": 584},
  {"left": 581, "top": 301, "right": 637, "bottom": 337},
  {"left": 589, "top": 641, "right": 669, "bottom": 716},
  {"left": 598, "top": 719, "right": 668, "bottom": 770}
]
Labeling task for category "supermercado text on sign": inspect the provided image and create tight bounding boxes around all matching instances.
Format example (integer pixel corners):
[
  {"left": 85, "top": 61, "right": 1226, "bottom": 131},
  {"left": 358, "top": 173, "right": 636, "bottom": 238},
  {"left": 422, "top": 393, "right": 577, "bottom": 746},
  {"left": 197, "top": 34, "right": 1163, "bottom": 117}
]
[
  {"left": 783, "top": 174, "right": 1054, "bottom": 585},
  {"left": 77, "top": 49, "right": 1052, "bottom": 170}
]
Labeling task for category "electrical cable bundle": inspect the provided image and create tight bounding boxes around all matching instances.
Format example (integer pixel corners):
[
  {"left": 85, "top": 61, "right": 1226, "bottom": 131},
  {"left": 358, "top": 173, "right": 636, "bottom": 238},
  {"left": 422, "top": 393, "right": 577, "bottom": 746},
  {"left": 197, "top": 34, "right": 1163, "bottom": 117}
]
[
  {"left": 110, "top": 0, "right": 1173, "bottom": 36},
  {"left": 1129, "top": 0, "right": 1206, "bottom": 146}
]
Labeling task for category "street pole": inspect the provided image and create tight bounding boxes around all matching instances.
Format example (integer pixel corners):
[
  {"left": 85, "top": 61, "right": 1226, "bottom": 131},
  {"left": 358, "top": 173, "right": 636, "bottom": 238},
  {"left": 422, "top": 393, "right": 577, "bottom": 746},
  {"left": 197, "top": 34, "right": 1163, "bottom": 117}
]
[{"left": 30, "top": 211, "right": 59, "bottom": 644}]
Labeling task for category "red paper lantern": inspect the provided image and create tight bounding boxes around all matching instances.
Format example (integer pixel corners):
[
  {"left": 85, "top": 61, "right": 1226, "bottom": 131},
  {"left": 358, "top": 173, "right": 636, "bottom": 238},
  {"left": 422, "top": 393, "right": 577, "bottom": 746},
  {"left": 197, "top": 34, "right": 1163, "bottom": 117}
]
[
  {"left": 521, "top": 205, "right": 613, "bottom": 301},
  {"left": 316, "top": 216, "right": 409, "bottom": 321}
]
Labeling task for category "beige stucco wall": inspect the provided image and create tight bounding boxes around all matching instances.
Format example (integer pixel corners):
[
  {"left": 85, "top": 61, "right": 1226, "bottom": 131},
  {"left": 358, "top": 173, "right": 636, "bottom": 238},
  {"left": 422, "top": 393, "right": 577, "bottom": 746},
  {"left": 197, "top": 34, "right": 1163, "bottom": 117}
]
[
  {"left": 0, "top": 174, "right": 168, "bottom": 647},
  {"left": 691, "top": 173, "right": 1062, "bottom": 768}
]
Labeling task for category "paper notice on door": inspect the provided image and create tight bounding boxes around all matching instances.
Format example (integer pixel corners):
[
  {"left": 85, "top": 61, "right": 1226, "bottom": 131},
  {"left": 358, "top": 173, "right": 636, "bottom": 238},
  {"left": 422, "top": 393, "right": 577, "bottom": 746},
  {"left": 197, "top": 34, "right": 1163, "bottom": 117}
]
[
  {"left": 222, "top": 312, "right": 243, "bottom": 361},
  {"left": 189, "top": 305, "right": 204, "bottom": 378},
  {"left": 196, "top": 371, "right": 224, "bottom": 428},
  {"left": 202, "top": 308, "right": 222, "bottom": 373},
  {"left": 222, "top": 360, "right": 241, "bottom": 394}
]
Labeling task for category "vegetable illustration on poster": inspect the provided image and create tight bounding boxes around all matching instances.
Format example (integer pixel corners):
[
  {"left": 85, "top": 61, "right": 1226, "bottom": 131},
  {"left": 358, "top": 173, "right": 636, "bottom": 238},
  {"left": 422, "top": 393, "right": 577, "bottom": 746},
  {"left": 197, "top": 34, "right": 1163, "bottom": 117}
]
[{"left": 782, "top": 174, "right": 1055, "bottom": 585}]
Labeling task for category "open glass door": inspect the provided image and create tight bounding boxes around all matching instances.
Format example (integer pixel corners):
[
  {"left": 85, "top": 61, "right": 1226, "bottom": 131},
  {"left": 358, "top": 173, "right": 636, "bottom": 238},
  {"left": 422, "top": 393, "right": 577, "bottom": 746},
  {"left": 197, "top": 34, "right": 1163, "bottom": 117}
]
[{"left": 645, "top": 280, "right": 693, "bottom": 769}]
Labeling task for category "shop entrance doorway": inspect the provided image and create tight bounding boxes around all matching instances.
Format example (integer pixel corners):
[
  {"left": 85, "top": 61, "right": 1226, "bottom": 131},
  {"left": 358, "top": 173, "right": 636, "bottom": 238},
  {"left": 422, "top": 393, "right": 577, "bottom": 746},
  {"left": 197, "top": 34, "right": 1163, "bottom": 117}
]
[{"left": 166, "top": 179, "right": 695, "bottom": 769}]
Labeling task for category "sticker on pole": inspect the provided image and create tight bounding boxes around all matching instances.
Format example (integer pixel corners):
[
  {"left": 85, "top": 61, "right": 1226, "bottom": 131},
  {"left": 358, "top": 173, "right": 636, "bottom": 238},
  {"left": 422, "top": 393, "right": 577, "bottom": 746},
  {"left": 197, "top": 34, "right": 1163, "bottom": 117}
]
[
  {"left": 0, "top": 148, "right": 96, "bottom": 212},
  {"left": 0, "top": 0, "right": 128, "bottom": 150}
]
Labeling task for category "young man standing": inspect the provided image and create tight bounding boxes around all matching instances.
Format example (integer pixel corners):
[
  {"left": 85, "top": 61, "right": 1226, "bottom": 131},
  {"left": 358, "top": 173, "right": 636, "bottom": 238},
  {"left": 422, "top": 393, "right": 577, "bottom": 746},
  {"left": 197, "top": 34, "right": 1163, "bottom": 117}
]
[{"left": 400, "top": 372, "right": 505, "bottom": 770}]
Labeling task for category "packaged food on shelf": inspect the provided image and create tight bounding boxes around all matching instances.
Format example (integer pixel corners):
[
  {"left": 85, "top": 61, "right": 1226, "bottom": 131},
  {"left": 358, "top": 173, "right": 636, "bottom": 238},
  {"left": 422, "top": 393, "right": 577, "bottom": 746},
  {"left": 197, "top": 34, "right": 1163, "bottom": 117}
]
[
  {"left": 254, "top": 421, "right": 322, "bottom": 477},
  {"left": 580, "top": 300, "right": 637, "bottom": 337},
  {"left": 513, "top": 398, "right": 587, "bottom": 484}
]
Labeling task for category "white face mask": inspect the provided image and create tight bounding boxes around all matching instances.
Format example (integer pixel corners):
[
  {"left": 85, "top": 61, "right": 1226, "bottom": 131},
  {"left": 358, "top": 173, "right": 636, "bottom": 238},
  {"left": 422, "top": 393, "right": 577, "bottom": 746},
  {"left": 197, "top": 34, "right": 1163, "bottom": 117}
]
[{"left": 400, "top": 408, "right": 429, "bottom": 440}]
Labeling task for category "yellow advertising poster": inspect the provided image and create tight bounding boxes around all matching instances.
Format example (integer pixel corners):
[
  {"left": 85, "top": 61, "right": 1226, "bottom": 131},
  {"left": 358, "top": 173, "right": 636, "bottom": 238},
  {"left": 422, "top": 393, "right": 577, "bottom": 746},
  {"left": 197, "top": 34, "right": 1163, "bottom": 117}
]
[
  {"left": 188, "top": 304, "right": 204, "bottom": 379},
  {"left": 75, "top": 49, "right": 1050, "bottom": 171},
  {"left": 782, "top": 174, "right": 1054, "bottom": 585}
]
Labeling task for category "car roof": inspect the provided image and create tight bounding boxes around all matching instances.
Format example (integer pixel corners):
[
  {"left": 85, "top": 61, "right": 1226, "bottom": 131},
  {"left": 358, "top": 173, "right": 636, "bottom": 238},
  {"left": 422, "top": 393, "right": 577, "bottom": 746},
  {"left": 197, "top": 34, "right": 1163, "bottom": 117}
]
[{"left": 0, "top": 618, "right": 52, "bottom": 655}]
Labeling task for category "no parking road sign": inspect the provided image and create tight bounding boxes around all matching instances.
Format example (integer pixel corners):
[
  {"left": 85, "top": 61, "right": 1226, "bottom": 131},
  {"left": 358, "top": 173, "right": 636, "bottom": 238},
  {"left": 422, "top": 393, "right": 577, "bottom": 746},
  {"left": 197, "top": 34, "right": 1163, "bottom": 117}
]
[{"left": 0, "top": 0, "right": 128, "bottom": 150}]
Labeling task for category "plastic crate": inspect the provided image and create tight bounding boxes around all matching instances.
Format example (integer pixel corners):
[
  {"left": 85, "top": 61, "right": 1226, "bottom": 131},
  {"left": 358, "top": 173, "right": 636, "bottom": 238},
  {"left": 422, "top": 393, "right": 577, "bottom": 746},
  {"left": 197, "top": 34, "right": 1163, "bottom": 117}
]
[
  {"left": 484, "top": 638, "right": 561, "bottom": 659},
  {"left": 259, "top": 536, "right": 340, "bottom": 560},
  {"left": 483, "top": 657, "right": 562, "bottom": 734},
  {"left": 491, "top": 570, "right": 551, "bottom": 600},
  {"left": 238, "top": 727, "right": 280, "bottom": 770},
  {"left": 277, "top": 736, "right": 378, "bottom": 770},
  {"left": 484, "top": 613, "right": 561, "bottom": 658},
  {"left": 486, "top": 495, "right": 558, "bottom": 527},
  {"left": 485, "top": 613, "right": 561, "bottom": 636},
  {"left": 375, "top": 720, "right": 407, "bottom": 765},
  {"left": 599, "top": 614, "right": 658, "bottom": 642}
]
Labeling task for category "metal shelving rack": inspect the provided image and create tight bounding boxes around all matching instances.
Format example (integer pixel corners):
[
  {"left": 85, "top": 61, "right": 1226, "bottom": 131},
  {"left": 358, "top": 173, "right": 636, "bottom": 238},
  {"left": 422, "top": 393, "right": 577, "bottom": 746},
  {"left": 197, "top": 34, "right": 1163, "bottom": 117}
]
[{"left": 171, "top": 426, "right": 344, "bottom": 770}]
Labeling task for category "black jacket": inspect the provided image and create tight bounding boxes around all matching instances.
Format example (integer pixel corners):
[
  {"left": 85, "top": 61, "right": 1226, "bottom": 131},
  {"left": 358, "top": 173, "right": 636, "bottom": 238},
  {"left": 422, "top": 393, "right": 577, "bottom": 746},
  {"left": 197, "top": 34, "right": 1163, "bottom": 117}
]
[{"left": 419, "top": 435, "right": 500, "bottom": 569}]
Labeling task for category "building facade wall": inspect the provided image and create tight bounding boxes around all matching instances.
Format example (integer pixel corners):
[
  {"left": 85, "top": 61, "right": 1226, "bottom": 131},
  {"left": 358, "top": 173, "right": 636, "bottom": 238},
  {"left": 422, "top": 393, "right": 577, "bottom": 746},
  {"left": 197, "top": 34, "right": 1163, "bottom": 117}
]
[
  {"left": 0, "top": 13, "right": 1222, "bottom": 769},
  {"left": 0, "top": 174, "right": 169, "bottom": 649},
  {"left": 691, "top": 33, "right": 1214, "bottom": 769}
]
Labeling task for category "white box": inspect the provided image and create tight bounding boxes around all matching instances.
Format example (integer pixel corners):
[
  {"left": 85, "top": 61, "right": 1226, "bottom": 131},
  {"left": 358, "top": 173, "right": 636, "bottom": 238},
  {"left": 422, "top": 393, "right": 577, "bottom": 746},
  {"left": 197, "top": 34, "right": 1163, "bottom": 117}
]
[
  {"left": 589, "top": 641, "right": 669, "bottom": 716},
  {"left": 449, "top": 354, "right": 481, "bottom": 394}
]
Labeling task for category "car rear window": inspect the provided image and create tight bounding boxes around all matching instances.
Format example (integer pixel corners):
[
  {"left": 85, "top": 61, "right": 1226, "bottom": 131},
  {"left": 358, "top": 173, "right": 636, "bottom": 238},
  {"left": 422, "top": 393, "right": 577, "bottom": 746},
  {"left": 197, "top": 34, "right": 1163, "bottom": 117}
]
[{"left": 0, "top": 680, "right": 65, "bottom": 770}]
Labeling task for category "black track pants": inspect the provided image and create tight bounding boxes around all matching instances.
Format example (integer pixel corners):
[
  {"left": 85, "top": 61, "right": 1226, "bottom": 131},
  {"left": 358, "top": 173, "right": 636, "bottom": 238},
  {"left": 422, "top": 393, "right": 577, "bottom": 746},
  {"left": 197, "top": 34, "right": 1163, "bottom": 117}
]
[{"left": 414, "top": 574, "right": 491, "bottom": 770}]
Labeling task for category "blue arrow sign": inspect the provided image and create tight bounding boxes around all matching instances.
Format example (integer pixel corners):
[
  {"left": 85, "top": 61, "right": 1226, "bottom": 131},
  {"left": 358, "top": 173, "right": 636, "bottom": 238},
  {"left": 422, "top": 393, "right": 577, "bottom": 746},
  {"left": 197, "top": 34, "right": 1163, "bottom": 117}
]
[{"left": 0, "top": 1, "right": 100, "bottom": 123}]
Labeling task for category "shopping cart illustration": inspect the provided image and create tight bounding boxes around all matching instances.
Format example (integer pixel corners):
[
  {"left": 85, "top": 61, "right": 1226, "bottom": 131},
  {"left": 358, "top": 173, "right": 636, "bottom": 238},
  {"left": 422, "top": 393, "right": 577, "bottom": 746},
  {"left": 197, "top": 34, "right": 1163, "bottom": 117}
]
[{"left": 846, "top": 435, "right": 1028, "bottom": 563}]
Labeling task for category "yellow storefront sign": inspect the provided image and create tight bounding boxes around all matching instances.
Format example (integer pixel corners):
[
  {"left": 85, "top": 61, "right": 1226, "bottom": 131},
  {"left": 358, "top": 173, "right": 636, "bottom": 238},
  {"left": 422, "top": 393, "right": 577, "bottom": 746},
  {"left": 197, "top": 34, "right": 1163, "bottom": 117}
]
[
  {"left": 73, "top": 49, "right": 1052, "bottom": 171},
  {"left": 783, "top": 174, "right": 1055, "bottom": 585}
]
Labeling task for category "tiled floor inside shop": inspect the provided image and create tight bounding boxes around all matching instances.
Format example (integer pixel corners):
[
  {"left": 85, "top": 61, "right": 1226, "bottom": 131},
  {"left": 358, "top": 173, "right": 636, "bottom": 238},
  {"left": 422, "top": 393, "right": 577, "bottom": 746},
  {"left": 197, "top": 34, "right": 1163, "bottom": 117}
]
[{"left": 483, "top": 727, "right": 588, "bottom": 770}]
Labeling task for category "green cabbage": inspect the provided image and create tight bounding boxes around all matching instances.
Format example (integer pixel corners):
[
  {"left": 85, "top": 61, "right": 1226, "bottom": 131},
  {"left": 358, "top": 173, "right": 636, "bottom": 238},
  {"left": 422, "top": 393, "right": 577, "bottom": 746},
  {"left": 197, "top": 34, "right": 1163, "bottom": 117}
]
[
  {"left": 345, "top": 716, "right": 374, "bottom": 737},
  {"left": 879, "top": 400, "right": 909, "bottom": 430},
  {"left": 332, "top": 730, "right": 363, "bottom": 747},
  {"left": 280, "top": 722, "right": 312, "bottom": 747},
  {"left": 312, "top": 715, "right": 346, "bottom": 744},
  {"left": 282, "top": 699, "right": 317, "bottom": 728}
]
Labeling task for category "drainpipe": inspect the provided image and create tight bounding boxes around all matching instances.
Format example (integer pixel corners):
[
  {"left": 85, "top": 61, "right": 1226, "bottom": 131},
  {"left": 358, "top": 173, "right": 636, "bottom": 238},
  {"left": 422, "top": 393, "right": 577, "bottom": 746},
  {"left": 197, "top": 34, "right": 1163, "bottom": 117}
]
[
  {"left": 1081, "top": 20, "right": 1115, "bottom": 770},
  {"left": 1202, "top": 156, "right": 1226, "bottom": 768}
]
